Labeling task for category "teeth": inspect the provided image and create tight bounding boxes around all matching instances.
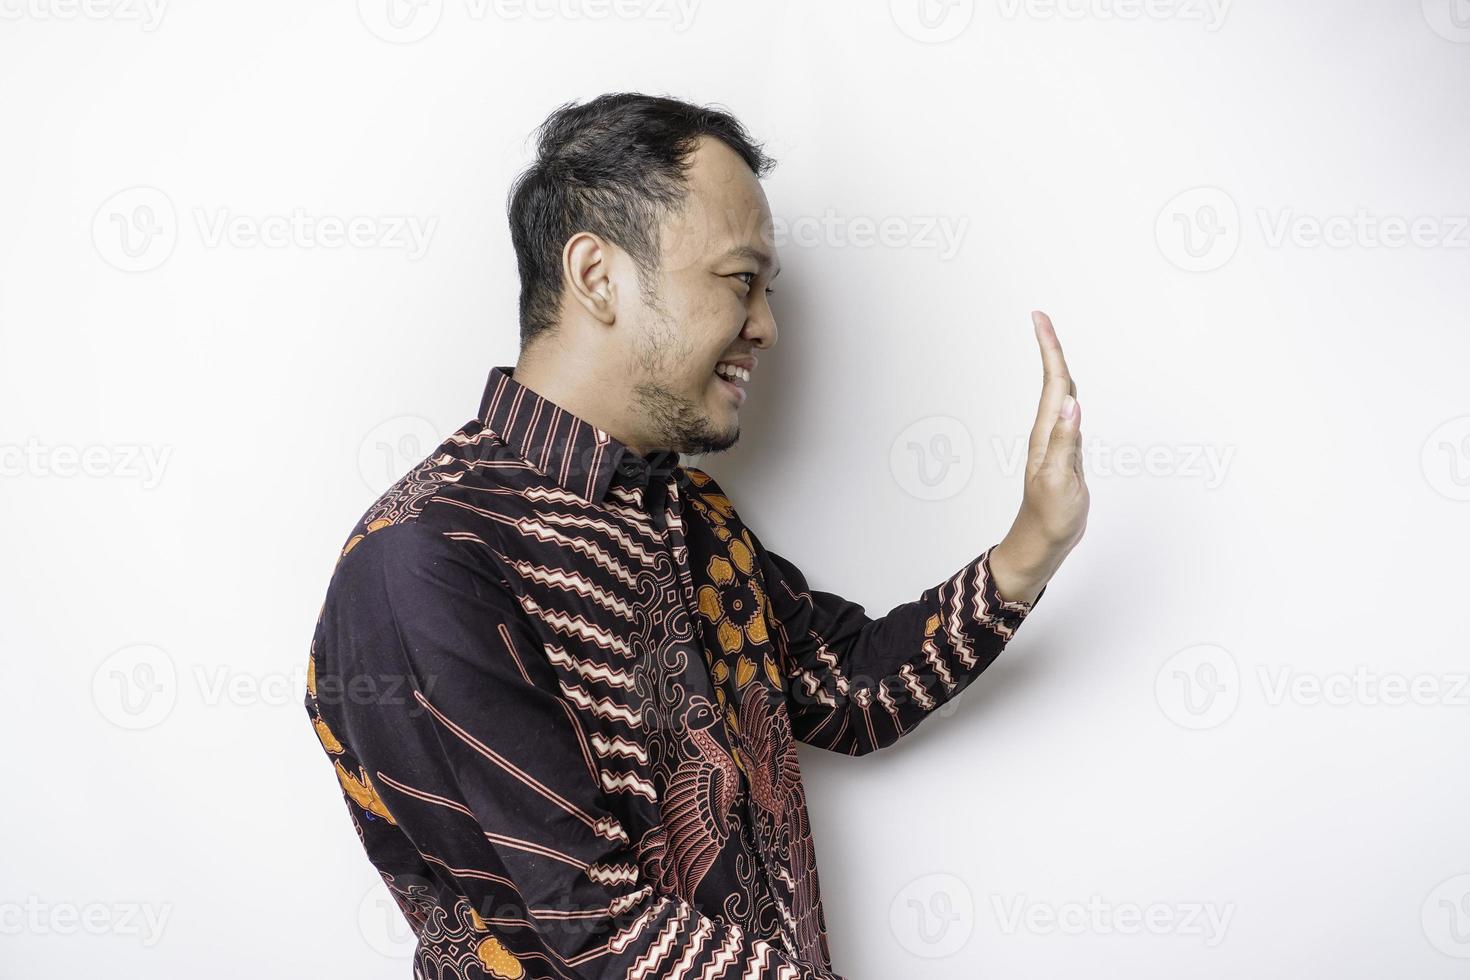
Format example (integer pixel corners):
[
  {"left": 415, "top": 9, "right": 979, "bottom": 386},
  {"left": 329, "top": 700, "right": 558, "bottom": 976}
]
[{"left": 715, "top": 363, "right": 750, "bottom": 383}]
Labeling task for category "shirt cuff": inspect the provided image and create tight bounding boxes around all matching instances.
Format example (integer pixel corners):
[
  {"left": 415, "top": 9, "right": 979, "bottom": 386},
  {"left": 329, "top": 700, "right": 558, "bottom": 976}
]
[{"left": 973, "top": 544, "right": 1044, "bottom": 639}]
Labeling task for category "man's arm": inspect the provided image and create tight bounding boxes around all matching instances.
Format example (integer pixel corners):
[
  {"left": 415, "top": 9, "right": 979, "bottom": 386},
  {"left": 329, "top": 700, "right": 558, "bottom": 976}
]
[
  {"left": 307, "top": 521, "right": 845, "bottom": 979},
  {"left": 755, "top": 536, "right": 1041, "bottom": 756},
  {"left": 757, "top": 310, "right": 1088, "bottom": 756}
]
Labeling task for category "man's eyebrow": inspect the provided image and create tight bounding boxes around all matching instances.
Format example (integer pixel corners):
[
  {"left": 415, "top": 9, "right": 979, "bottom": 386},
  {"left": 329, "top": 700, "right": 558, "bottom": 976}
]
[{"left": 723, "top": 245, "right": 781, "bottom": 279}]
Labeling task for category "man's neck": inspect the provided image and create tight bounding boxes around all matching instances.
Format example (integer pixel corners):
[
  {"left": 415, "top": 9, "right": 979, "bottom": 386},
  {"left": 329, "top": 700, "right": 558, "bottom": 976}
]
[{"left": 511, "top": 351, "right": 655, "bottom": 458}]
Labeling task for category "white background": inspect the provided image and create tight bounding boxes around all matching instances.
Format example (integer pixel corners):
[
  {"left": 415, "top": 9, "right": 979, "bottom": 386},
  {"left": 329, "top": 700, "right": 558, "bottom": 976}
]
[{"left": 2, "top": 1, "right": 1468, "bottom": 977}]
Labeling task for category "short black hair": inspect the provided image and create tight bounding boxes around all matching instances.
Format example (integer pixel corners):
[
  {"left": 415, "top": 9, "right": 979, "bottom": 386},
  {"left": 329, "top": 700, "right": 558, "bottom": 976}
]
[{"left": 506, "top": 92, "right": 776, "bottom": 349}]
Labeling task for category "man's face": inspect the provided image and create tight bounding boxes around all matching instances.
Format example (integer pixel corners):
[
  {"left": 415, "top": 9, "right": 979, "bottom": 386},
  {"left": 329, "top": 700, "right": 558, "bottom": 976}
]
[{"left": 618, "top": 137, "right": 780, "bottom": 456}]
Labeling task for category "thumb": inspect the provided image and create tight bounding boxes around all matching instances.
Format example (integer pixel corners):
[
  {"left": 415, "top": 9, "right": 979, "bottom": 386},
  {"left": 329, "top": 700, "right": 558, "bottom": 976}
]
[{"left": 1041, "top": 395, "right": 1082, "bottom": 477}]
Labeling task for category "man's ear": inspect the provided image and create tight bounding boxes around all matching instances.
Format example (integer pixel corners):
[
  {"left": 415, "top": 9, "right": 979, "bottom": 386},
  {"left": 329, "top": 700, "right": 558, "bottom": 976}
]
[{"left": 562, "top": 232, "right": 617, "bottom": 325}]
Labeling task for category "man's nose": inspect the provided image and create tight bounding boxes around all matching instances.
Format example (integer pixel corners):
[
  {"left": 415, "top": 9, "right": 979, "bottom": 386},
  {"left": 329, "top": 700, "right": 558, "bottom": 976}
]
[{"left": 745, "top": 306, "right": 777, "bottom": 350}]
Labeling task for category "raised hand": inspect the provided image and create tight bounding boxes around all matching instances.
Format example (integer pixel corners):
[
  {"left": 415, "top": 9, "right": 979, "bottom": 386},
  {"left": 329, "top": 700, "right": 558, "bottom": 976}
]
[{"left": 988, "top": 310, "right": 1089, "bottom": 605}]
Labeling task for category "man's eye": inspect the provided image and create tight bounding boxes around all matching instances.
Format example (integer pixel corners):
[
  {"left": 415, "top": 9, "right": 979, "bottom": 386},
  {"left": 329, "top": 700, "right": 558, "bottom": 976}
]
[{"left": 729, "top": 272, "right": 773, "bottom": 296}]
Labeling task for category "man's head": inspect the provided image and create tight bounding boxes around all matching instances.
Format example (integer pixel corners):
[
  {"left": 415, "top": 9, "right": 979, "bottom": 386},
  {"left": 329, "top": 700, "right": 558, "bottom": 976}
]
[{"left": 506, "top": 93, "right": 780, "bottom": 458}]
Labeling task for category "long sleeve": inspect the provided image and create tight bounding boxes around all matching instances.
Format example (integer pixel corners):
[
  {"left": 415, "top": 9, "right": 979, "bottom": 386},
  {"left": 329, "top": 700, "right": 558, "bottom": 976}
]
[
  {"left": 306, "top": 521, "right": 846, "bottom": 980},
  {"left": 753, "top": 530, "right": 1043, "bottom": 757}
]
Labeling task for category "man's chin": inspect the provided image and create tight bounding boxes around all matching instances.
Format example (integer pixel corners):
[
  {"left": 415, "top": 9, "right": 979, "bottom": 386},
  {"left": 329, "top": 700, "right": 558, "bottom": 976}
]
[{"left": 682, "top": 417, "right": 740, "bottom": 456}]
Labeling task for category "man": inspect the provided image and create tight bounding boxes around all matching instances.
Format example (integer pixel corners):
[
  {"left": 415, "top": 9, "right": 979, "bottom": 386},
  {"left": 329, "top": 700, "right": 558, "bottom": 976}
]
[{"left": 305, "top": 92, "right": 1087, "bottom": 979}]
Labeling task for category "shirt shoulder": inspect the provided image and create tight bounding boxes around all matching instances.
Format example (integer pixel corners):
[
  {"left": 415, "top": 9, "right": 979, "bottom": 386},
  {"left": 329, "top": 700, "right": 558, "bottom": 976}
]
[
  {"left": 329, "top": 516, "right": 507, "bottom": 608},
  {"left": 337, "top": 417, "right": 525, "bottom": 553}
]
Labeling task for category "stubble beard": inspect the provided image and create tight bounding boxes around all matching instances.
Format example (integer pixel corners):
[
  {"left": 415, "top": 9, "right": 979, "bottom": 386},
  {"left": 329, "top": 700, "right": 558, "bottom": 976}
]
[{"left": 629, "top": 301, "right": 740, "bottom": 457}]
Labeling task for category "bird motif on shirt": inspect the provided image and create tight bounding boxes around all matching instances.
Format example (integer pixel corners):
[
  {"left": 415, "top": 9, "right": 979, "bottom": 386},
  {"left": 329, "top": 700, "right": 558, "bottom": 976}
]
[
  {"left": 657, "top": 694, "right": 740, "bottom": 900},
  {"left": 733, "top": 680, "right": 827, "bottom": 964}
]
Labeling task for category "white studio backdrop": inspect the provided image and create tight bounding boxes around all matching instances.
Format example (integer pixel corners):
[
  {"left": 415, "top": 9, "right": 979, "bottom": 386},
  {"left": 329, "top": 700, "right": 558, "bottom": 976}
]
[{"left": 2, "top": 2, "right": 1468, "bottom": 977}]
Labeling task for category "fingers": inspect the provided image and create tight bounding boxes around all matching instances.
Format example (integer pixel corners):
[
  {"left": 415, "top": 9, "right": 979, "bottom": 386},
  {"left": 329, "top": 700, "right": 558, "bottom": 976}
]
[
  {"left": 1028, "top": 310, "right": 1076, "bottom": 463},
  {"left": 1032, "top": 310, "right": 1073, "bottom": 404},
  {"left": 1041, "top": 393, "right": 1083, "bottom": 479}
]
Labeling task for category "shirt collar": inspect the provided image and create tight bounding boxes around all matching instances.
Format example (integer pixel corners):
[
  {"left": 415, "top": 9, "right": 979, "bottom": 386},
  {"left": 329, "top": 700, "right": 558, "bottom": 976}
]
[{"left": 477, "top": 365, "right": 682, "bottom": 513}]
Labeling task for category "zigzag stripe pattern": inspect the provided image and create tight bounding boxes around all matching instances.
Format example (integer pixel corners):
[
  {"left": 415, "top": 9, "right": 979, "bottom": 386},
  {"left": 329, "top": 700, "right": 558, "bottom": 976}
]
[
  {"left": 509, "top": 558, "right": 640, "bottom": 621},
  {"left": 628, "top": 912, "right": 682, "bottom": 978},
  {"left": 537, "top": 508, "right": 664, "bottom": 563},
  {"left": 545, "top": 643, "right": 639, "bottom": 690},
  {"left": 600, "top": 768, "right": 658, "bottom": 802},
  {"left": 514, "top": 513, "right": 652, "bottom": 578},
  {"left": 520, "top": 594, "right": 633, "bottom": 659},
  {"left": 590, "top": 731, "right": 650, "bottom": 762},
  {"left": 557, "top": 678, "right": 644, "bottom": 726},
  {"left": 701, "top": 928, "right": 744, "bottom": 980},
  {"left": 587, "top": 861, "right": 641, "bottom": 888}
]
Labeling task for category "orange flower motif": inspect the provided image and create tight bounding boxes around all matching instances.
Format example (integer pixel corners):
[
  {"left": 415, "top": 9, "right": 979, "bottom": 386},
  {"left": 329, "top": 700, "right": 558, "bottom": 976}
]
[{"left": 696, "top": 550, "right": 769, "bottom": 659}]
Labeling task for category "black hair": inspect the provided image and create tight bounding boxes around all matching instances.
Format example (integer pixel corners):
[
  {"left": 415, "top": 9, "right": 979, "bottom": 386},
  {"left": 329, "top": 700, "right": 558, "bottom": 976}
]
[{"left": 506, "top": 92, "right": 776, "bottom": 348}]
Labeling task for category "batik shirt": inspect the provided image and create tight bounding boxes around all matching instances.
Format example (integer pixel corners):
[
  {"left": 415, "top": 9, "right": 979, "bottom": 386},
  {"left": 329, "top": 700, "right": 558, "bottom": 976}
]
[{"left": 304, "top": 365, "right": 1042, "bottom": 980}]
